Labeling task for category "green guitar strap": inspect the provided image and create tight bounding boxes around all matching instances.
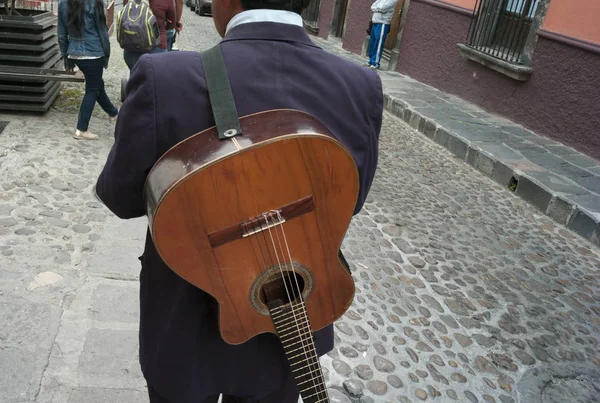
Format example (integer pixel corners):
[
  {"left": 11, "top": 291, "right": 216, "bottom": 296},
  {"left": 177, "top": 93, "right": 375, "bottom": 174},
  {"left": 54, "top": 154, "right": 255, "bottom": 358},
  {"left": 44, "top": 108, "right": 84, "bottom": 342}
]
[{"left": 200, "top": 44, "right": 243, "bottom": 140}]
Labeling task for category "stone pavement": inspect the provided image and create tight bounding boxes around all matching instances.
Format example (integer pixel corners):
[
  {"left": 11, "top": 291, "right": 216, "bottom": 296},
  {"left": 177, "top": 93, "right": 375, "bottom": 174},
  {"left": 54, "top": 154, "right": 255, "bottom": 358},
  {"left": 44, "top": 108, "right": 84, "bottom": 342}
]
[
  {"left": 1, "top": 7, "right": 600, "bottom": 403},
  {"left": 311, "top": 38, "right": 600, "bottom": 248}
]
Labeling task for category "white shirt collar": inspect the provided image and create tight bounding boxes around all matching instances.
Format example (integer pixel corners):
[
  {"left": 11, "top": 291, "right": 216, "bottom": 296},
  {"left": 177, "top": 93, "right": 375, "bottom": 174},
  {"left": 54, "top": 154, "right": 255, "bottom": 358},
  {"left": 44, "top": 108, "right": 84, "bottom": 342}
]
[{"left": 225, "top": 9, "right": 303, "bottom": 35}]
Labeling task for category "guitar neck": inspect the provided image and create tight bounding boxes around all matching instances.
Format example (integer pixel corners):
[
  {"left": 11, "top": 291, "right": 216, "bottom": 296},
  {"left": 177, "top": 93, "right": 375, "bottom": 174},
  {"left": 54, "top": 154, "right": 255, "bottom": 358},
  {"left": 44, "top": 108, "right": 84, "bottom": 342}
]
[{"left": 269, "top": 300, "right": 329, "bottom": 403}]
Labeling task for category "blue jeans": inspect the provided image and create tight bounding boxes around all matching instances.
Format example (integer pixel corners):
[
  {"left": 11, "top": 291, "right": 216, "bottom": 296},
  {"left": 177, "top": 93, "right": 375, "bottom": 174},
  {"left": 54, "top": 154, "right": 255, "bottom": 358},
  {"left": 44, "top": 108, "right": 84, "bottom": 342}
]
[
  {"left": 123, "top": 47, "right": 167, "bottom": 70},
  {"left": 73, "top": 58, "right": 118, "bottom": 131},
  {"left": 368, "top": 23, "right": 391, "bottom": 67},
  {"left": 167, "top": 29, "right": 175, "bottom": 50}
]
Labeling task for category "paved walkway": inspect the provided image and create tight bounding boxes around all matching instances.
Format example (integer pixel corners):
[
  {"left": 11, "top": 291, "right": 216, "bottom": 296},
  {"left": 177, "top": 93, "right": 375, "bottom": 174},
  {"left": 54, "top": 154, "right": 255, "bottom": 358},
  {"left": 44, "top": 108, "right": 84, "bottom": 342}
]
[
  {"left": 312, "top": 38, "right": 600, "bottom": 248},
  {"left": 1, "top": 9, "right": 600, "bottom": 403}
]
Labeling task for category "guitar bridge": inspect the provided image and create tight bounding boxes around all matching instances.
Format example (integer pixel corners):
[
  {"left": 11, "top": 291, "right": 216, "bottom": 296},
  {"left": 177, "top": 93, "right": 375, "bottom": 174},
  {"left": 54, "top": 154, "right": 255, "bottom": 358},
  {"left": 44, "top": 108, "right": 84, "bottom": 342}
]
[
  {"left": 242, "top": 214, "right": 286, "bottom": 237},
  {"left": 207, "top": 196, "right": 314, "bottom": 247}
]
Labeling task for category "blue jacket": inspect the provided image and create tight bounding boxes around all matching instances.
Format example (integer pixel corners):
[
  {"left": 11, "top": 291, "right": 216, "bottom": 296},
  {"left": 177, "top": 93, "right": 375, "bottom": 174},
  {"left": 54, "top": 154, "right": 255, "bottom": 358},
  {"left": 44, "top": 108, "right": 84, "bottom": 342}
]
[{"left": 58, "top": 0, "right": 111, "bottom": 67}]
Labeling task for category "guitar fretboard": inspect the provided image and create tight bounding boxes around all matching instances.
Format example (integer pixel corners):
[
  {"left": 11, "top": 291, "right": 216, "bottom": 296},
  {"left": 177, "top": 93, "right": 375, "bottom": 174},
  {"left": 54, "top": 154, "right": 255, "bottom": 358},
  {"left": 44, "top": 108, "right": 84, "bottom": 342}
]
[{"left": 269, "top": 301, "right": 329, "bottom": 403}]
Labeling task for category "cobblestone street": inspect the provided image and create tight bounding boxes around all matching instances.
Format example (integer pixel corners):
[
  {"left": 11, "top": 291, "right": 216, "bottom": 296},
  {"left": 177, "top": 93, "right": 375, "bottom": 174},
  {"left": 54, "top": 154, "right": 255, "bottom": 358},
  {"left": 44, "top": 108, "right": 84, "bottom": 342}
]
[{"left": 0, "top": 7, "right": 599, "bottom": 403}]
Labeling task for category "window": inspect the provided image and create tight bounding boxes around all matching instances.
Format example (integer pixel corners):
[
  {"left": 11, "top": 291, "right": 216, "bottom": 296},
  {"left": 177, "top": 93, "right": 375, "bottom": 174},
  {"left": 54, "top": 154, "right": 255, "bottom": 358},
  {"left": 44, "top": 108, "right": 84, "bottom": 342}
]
[
  {"left": 466, "top": 0, "right": 540, "bottom": 64},
  {"left": 301, "top": 0, "right": 321, "bottom": 34}
]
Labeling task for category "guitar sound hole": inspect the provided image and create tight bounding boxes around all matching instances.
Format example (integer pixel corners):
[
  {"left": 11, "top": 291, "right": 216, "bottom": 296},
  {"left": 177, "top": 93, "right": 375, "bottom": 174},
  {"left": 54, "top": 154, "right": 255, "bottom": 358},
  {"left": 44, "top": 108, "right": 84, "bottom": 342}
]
[
  {"left": 259, "top": 271, "right": 305, "bottom": 306},
  {"left": 249, "top": 262, "right": 314, "bottom": 316}
]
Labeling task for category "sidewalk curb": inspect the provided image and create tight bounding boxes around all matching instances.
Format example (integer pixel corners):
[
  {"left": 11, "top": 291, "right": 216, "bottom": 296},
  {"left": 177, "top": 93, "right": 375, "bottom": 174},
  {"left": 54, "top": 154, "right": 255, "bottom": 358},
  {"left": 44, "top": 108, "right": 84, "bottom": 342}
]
[{"left": 384, "top": 94, "right": 600, "bottom": 247}]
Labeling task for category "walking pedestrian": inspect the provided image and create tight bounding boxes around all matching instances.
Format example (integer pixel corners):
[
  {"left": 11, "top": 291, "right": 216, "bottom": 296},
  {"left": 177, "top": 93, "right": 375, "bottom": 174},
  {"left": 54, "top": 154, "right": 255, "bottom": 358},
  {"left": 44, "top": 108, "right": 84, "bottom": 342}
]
[
  {"left": 123, "top": 0, "right": 176, "bottom": 69},
  {"left": 58, "top": 0, "right": 119, "bottom": 140}
]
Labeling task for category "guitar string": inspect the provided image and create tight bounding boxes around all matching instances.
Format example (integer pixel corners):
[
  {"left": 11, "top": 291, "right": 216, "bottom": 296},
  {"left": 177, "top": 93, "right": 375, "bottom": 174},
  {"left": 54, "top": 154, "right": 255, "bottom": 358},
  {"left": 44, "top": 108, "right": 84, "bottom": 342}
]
[
  {"left": 269, "top": 210, "right": 322, "bottom": 395},
  {"left": 276, "top": 210, "right": 329, "bottom": 399},
  {"left": 263, "top": 213, "right": 318, "bottom": 400},
  {"left": 248, "top": 212, "right": 325, "bottom": 400},
  {"left": 268, "top": 213, "right": 322, "bottom": 399},
  {"left": 262, "top": 213, "right": 295, "bottom": 312},
  {"left": 243, "top": 220, "right": 271, "bottom": 302},
  {"left": 273, "top": 210, "right": 328, "bottom": 399}
]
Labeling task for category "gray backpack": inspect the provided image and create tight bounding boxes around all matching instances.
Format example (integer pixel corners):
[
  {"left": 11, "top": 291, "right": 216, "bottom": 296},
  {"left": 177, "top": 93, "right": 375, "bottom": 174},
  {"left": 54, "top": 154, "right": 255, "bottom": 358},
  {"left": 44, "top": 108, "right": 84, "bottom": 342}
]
[{"left": 116, "top": 0, "right": 161, "bottom": 53}]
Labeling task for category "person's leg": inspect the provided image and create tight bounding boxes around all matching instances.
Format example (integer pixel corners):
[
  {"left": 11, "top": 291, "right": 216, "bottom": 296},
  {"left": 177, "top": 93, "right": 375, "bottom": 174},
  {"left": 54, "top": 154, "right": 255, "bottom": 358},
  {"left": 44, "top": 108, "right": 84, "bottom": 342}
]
[
  {"left": 123, "top": 50, "right": 144, "bottom": 70},
  {"left": 147, "top": 384, "right": 172, "bottom": 403},
  {"left": 147, "top": 383, "right": 220, "bottom": 403},
  {"left": 166, "top": 29, "right": 175, "bottom": 50},
  {"left": 368, "top": 23, "right": 382, "bottom": 67},
  {"left": 221, "top": 370, "right": 299, "bottom": 403},
  {"left": 73, "top": 59, "right": 103, "bottom": 138},
  {"left": 95, "top": 58, "right": 118, "bottom": 118},
  {"left": 374, "top": 23, "right": 391, "bottom": 68}
]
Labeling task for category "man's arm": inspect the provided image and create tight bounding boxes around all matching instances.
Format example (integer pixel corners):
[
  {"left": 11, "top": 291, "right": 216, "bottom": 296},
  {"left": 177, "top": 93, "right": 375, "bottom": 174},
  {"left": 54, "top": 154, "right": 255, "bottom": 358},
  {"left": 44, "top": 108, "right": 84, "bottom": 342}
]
[
  {"left": 166, "top": 0, "right": 177, "bottom": 30},
  {"left": 175, "top": 0, "right": 183, "bottom": 25},
  {"left": 95, "top": 57, "right": 158, "bottom": 219},
  {"left": 370, "top": 0, "right": 381, "bottom": 12},
  {"left": 354, "top": 71, "right": 383, "bottom": 214},
  {"left": 57, "top": 1, "right": 69, "bottom": 57},
  {"left": 377, "top": 0, "right": 398, "bottom": 13}
]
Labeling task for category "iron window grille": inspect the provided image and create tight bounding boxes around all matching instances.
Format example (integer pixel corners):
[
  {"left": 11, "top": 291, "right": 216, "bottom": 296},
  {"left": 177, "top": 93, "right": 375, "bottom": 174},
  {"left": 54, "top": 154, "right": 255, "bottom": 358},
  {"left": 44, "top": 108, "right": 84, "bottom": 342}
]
[
  {"left": 302, "top": 0, "right": 321, "bottom": 33},
  {"left": 466, "top": 0, "right": 540, "bottom": 64}
]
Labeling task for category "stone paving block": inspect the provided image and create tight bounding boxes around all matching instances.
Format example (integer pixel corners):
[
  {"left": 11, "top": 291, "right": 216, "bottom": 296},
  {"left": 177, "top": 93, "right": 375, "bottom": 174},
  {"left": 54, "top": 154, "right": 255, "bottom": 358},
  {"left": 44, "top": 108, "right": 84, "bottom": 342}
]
[
  {"left": 423, "top": 119, "right": 437, "bottom": 139},
  {"left": 89, "top": 283, "right": 139, "bottom": 323},
  {"left": 402, "top": 107, "right": 412, "bottom": 123},
  {"left": 0, "top": 347, "right": 38, "bottom": 403},
  {"left": 67, "top": 387, "right": 147, "bottom": 403},
  {"left": 587, "top": 166, "right": 600, "bottom": 175},
  {"left": 559, "top": 153, "right": 600, "bottom": 169},
  {"left": 78, "top": 328, "right": 142, "bottom": 378},
  {"left": 472, "top": 142, "right": 524, "bottom": 161},
  {"left": 515, "top": 176, "right": 553, "bottom": 213},
  {"left": 385, "top": 95, "right": 406, "bottom": 118},
  {"left": 553, "top": 162, "right": 597, "bottom": 180},
  {"left": 87, "top": 244, "right": 142, "bottom": 280},
  {"left": 433, "top": 127, "right": 451, "bottom": 148},
  {"left": 0, "top": 302, "right": 61, "bottom": 402},
  {"left": 526, "top": 136, "right": 564, "bottom": 147},
  {"left": 98, "top": 217, "right": 147, "bottom": 246},
  {"left": 491, "top": 160, "right": 516, "bottom": 187},
  {"left": 382, "top": 93, "right": 394, "bottom": 109},
  {"left": 466, "top": 148, "right": 495, "bottom": 177},
  {"left": 409, "top": 111, "right": 423, "bottom": 130},
  {"left": 446, "top": 135, "right": 469, "bottom": 160},
  {"left": 544, "top": 144, "right": 580, "bottom": 156},
  {"left": 412, "top": 107, "right": 455, "bottom": 123},
  {"left": 378, "top": 80, "right": 412, "bottom": 91},
  {"left": 523, "top": 170, "right": 590, "bottom": 196},
  {"left": 516, "top": 364, "right": 600, "bottom": 403},
  {"left": 569, "top": 174, "right": 600, "bottom": 195},
  {"left": 564, "top": 193, "right": 600, "bottom": 214},
  {"left": 459, "top": 126, "right": 515, "bottom": 143},
  {"left": 498, "top": 125, "right": 537, "bottom": 138},
  {"left": 505, "top": 142, "right": 548, "bottom": 156},
  {"left": 547, "top": 196, "right": 577, "bottom": 226},
  {"left": 567, "top": 209, "right": 600, "bottom": 242}
]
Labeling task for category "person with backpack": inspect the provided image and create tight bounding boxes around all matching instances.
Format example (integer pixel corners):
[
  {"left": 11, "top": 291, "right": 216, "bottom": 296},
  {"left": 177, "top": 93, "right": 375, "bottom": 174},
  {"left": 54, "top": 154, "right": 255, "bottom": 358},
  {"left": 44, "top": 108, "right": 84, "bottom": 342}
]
[
  {"left": 120, "top": 0, "right": 176, "bottom": 69},
  {"left": 57, "top": 0, "right": 119, "bottom": 140}
]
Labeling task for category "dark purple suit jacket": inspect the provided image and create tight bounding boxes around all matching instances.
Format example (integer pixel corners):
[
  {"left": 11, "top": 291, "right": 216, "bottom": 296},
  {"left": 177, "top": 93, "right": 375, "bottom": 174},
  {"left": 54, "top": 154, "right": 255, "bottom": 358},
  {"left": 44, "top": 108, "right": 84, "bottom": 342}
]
[{"left": 96, "top": 22, "right": 382, "bottom": 402}]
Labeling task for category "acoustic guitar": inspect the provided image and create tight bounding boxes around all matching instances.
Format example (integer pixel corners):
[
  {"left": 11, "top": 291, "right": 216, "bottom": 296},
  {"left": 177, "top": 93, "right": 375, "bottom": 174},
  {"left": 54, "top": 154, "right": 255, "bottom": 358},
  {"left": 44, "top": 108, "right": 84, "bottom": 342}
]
[{"left": 144, "top": 108, "right": 359, "bottom": 403}]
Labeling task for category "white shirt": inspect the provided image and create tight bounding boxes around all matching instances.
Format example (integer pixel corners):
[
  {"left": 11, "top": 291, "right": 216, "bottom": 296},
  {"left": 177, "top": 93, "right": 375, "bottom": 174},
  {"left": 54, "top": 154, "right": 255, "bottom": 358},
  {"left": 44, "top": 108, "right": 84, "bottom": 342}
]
[
  {"left": 371, "top": 0, "right": 398, "bottom": 24},
  {"left": 225, "top": 9, "right": 303, "bottom": 35}
]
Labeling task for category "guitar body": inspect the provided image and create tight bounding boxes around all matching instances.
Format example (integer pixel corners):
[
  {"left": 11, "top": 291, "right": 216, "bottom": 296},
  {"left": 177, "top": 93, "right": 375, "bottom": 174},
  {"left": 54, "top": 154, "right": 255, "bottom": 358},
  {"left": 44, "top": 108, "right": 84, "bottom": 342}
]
[{"left": 144, "top": 109, "right": 358, "bottom": 401}]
